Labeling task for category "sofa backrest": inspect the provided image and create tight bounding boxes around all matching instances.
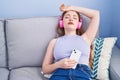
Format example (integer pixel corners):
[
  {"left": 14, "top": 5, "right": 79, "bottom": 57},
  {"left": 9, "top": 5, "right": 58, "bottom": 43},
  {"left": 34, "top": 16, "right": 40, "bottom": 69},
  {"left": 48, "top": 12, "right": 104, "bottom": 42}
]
[
  {"left": 0, "top": 19, "right": 7, "bottom": 67},
  {"left": 5, "top": 16, "right": 99, "bottom": 69}
]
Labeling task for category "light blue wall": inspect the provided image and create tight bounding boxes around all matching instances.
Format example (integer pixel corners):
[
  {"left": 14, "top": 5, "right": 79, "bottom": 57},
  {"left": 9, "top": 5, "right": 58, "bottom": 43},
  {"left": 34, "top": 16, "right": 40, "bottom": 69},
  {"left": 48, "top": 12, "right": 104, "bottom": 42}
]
[
  {"left": 110, "top": 0, "right": 120, "bottom": 48},
  {"left": 0, "top": 0, "right": 112, "bottom": 37}
]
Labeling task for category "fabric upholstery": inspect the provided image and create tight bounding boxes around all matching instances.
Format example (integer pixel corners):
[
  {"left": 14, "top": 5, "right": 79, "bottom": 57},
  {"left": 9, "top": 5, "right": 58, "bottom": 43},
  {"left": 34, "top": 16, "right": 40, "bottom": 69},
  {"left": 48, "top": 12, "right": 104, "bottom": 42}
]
[
  {"left": 0, "top": 19, "right": 7, "bottom": 67},
  {"left": 109, "top": 46, "right": 120, "bottom": 80},
  {"left": 9, "top": 67, "right": 46, "bottom": 80},
  {"left": 0, "top": 68, "right": 9, "bottom": 80},
  {"left": 6, "top": 17, "right": 57, "bottom": 69},
  {"left": 91, "top": 37, "right": 117, "bottom": 80}
]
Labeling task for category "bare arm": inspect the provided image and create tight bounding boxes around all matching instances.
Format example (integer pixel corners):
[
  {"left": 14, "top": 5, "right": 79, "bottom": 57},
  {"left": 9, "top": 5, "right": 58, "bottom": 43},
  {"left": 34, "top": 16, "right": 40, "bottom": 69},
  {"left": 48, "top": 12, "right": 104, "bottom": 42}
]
[
  {"left": 42, "top": 39, "right": 59, "bottom": 74},
  {"left": 60, "top": 4, "right": 100, "bottom": 45}
]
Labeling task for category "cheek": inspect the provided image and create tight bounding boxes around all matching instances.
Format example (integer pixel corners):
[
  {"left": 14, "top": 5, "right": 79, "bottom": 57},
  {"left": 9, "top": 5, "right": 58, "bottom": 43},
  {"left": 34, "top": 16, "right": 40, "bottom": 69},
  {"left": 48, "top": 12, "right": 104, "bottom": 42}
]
[
  {"left": 75, "top": 21, "right": 79, "bottom": 26},
  {"left": 63, "top": 20, "right": 68, "bottom": 25}
]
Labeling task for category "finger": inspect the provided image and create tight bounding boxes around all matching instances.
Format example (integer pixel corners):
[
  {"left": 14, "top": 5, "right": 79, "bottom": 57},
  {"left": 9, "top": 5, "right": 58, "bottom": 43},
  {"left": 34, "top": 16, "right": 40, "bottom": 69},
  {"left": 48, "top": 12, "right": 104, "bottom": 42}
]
[
  {"left": 67, "top": 64, "right": 76, "bottom": 68},
  {"left": 60, "top": 4, "right": 65, "bottom": 11},
  {"left": 65, "top": 59, "right": 76, "bottom": 64},
  {"left": 66, "top": 60, "right": 77, "bottom": 65},
  {"left": 67, "top": 59, "right": 76, "bottom": 62},
  {"left": 64, "top": 61, "right": 68, "bottom": 65},
  {"left": 70, "top": 61, "right": 77, "bottom": 64},
  {"left": 61, "top": 4, "right": 65, "bottom": 8}
]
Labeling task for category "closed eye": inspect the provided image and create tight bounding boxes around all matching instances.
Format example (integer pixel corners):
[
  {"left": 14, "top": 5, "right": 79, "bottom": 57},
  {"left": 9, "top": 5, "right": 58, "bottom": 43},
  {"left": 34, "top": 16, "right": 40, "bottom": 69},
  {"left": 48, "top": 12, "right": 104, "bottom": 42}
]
[
  {"left": 73, "top": 17, "right": 77, "bottom": 20},
  {"left": 73, "top": 15, "right": 78, "bottom": 20},
  {"left": 65, "top": 16, "right": 70, "bottom": 19}
]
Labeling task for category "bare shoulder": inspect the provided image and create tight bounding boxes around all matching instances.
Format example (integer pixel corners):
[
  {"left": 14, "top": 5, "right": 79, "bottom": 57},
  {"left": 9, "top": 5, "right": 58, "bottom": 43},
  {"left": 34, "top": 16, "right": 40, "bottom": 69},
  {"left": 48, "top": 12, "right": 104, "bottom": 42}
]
[{"left": 49, "top": 38, "right": 58, "bottom": 46}]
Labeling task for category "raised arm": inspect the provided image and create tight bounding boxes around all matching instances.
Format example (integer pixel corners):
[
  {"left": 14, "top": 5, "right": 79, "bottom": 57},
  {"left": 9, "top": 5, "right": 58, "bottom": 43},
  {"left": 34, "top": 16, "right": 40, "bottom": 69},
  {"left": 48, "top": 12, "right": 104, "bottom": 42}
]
[{"left": 60, "top": 4, "right": 100, "bottom": 45}]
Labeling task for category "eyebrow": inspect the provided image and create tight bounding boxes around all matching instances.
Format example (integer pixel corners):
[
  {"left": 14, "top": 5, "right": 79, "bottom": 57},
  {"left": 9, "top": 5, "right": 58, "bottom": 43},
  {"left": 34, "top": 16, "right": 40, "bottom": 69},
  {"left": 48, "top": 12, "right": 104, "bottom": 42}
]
[{"left": 65, "top": 14, "right": 77, "bottom": 17}]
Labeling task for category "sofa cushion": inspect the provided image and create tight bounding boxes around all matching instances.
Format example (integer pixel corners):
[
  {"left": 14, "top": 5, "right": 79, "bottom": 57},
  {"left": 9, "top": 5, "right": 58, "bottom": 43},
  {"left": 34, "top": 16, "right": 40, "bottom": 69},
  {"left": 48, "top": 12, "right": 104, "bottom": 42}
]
[
  {"left": 0, "top": 68, "right": 9, "bottom": 80},
  {"left": 6, "top": 17, "right": 58, "bottom": 69},
  {"left": 9, "top": 67, "right": 47, "bottom": 80},
  {"left": 6, "top": 16, "right": 99, "bottom": 69},
  {"left": 0, "top": 19, "right": 7, "bottom": 67},
  {"left": 109, "top": 46, "right": 120, "bottom": 80},
  {"left": 91, "top": 37, "right": 117, "bottom": 80}
]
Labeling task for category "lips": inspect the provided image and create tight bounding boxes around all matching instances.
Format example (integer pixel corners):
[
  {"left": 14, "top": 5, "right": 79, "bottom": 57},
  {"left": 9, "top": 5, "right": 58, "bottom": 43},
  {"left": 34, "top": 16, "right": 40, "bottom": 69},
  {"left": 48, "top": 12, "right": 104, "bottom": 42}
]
[{"left": 68, "top": 22, "right": 74, "bottom": 25}]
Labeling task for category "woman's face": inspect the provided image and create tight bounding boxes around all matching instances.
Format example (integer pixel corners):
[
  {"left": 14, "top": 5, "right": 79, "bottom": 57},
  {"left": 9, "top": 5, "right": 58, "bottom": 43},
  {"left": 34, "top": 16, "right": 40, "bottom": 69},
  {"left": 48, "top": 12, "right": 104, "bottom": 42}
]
[{"left": 63, "top": 11, "right": 79, "bottom": 30}]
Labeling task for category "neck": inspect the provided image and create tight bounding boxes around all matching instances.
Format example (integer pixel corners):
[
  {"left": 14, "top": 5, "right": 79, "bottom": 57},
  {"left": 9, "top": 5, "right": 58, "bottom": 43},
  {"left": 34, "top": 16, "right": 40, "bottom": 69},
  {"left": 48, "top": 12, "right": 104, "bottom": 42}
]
[{"left": 65, "top": 30, "right": 76, "bottom": 36}]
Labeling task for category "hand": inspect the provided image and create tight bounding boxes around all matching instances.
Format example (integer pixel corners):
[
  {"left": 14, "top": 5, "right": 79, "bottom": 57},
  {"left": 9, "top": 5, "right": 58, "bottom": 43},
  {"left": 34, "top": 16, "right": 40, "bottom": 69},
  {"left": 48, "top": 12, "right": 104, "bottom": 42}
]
[
  {"left": 57, "top": 58, "right": 77, "bottom": 69},
  {"left": 60, "top": 4, "right": 74, "bottom": 12}
]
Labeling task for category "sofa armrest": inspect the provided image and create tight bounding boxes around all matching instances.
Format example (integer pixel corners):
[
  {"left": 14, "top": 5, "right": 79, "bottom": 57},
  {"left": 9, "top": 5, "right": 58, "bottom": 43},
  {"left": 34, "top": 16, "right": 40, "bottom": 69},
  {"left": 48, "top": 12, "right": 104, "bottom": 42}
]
[{"left": 109, "top": 46, "right": 120, "bottom": 80}]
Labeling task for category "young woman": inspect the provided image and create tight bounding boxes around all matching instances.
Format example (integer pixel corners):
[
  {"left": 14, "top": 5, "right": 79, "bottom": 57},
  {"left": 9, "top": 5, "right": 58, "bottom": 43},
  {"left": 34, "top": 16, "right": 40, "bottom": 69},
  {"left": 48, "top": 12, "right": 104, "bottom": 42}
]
[{"left": 42, "top": 4, "right": 100, "bottom": 80}]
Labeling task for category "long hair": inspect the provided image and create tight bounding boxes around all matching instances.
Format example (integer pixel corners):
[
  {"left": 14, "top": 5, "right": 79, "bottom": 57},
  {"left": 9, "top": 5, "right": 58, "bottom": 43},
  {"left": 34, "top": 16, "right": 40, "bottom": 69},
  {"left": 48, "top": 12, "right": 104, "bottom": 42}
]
[
  {"left": 56, "top": 11, "right": 93, "bottom": 68},
  {"left": 56, "top": 11, "right": 84, "bottom": 37}
]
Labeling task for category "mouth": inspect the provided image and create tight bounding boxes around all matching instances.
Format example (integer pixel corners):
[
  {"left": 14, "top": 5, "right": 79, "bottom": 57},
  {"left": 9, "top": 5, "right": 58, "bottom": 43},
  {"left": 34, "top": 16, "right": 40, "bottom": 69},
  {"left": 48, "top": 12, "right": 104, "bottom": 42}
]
[{"left": 68, "top": 22, "right": 74, "bottom": 25}]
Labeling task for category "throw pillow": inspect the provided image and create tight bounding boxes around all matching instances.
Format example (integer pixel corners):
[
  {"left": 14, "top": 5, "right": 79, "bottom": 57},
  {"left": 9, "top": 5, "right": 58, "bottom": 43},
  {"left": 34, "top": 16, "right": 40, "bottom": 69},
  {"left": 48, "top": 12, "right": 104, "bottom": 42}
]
[{"left": 91, "top": 37, "right": 117, "bottom": 80}]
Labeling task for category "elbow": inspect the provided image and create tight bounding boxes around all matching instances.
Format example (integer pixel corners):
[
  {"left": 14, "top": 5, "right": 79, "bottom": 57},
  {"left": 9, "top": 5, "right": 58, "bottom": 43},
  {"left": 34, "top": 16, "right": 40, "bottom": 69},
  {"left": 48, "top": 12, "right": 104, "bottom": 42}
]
[
  {"left": 91, "top": 10, "right": 100, "bottom": 20},
  {"left": 42, "top": 64, "right": 52, "bottom": 74},
  {"left": 41, "top": 64, "right": 47, "bottom": 74},
  {"left": 94, "top": 10, "right": 100, "bottom": 17},
  {"left": 90, "top": 10, "right": 100, "bottom": 19},
  {"left": 41, "top": 65, "right": 47, "bottom": 74}
]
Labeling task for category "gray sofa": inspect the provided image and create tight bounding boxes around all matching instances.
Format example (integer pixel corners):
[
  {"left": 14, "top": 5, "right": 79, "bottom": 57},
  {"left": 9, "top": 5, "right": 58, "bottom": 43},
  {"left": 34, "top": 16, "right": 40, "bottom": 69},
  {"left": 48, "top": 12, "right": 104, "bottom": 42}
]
[{"left": 0, "top": 16, "right": 120, "bottom": 80}]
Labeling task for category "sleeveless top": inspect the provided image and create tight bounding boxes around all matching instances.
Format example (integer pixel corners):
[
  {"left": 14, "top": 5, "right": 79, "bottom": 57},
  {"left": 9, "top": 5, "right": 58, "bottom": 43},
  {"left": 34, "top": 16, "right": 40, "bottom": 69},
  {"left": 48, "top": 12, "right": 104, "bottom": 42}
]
[{"left": 53, "top": 35, "right": 90, "bottom": 65}]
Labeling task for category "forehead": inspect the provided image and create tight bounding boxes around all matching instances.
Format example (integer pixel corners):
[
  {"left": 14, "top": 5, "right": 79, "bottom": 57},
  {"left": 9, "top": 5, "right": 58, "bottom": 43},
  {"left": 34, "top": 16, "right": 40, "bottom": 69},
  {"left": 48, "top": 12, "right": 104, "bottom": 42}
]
[{"left": 64, "top": 11, "right": 78, "bottom": 16}]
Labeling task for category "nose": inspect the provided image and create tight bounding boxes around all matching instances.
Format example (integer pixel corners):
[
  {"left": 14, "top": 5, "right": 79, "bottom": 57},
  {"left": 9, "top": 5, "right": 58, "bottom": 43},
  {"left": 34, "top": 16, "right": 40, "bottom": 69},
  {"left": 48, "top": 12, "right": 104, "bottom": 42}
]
[{"left": 69, "top": 17, "right": 73, "bottom": 21}]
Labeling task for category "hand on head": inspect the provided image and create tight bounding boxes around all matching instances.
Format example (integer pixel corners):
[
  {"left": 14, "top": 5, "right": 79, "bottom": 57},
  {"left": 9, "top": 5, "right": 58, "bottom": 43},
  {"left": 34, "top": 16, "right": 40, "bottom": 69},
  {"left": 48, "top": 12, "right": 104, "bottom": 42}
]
[{"left": 60, "top": 4, "right": 74, "bottom": 12}]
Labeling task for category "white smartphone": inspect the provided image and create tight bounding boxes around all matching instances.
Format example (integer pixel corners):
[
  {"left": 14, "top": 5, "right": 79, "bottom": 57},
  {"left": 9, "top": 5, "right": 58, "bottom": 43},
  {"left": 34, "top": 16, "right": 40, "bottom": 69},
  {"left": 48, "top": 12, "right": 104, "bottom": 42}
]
[{"left": 70, "top": 49, "right": 82, "bottom": 69}]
